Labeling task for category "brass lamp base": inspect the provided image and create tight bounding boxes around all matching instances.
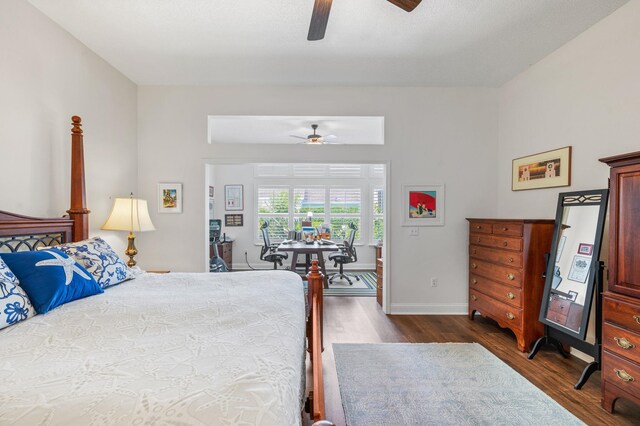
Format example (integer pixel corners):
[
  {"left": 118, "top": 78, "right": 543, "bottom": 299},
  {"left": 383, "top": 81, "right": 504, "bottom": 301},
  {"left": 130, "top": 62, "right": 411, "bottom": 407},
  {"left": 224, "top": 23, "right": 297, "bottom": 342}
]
[{"left": 125, "top": 231, "right": 138, "bottom": 267}]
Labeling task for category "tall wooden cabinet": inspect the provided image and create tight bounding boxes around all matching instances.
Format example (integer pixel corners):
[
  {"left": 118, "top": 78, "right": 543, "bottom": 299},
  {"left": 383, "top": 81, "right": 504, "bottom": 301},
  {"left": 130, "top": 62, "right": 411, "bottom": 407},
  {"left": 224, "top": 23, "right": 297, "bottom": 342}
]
[
  {"left": 467, "top": 218, "right": 554, "bottom": 352},
  {"left": 600, "top": 152, "right": 640, "bottom": 413}
]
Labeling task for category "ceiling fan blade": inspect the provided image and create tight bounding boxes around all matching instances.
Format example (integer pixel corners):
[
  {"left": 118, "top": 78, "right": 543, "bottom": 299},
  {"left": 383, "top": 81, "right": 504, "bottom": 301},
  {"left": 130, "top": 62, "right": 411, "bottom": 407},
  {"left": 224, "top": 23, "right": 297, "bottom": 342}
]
[
  {"left": 308, "top": 0, "right": 333, "bottom": 41},
  {"left": 323, "top": 134, "right": 338, "bottom": 140},
  {"left": 290, "top": 135, "right": 310, "bottom": 140},
  {"left": 387, "top": 0, "right": 422, "bottom": 12}
]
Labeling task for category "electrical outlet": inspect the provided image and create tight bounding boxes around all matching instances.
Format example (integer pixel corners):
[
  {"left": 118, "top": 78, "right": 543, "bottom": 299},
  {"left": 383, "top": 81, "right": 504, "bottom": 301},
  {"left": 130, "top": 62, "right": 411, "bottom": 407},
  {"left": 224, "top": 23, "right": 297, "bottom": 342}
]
[
  {"left": 431, "top": 277, "right": 438, "bottom": 287},
  {"left": 409, "top": 227, "right": 419, "bottom": 237}
]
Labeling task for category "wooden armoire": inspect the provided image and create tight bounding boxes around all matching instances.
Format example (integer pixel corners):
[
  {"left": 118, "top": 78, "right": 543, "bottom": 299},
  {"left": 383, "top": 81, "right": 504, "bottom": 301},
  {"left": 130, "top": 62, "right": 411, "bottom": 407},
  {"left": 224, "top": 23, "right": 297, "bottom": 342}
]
[{"left": 600, "top": 151, "right": 640, "bottom": 413}]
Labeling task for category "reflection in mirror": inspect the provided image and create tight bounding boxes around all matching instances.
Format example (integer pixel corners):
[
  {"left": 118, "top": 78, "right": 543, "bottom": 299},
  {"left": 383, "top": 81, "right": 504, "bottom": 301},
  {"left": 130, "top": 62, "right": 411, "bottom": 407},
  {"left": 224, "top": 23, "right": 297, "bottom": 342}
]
[{"left": 539, "top": 190, "right": 608, "bottom": 340}]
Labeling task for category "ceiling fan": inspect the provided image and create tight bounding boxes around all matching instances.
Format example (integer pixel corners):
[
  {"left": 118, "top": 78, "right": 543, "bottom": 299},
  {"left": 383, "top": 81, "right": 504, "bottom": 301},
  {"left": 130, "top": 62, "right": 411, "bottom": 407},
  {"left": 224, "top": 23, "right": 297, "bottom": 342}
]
[
  {"left": 290, "top": 124, "right": 339, "bottom": 145},
  {"left": 308, "top": 0, "right": 422, "bottom": 41}
]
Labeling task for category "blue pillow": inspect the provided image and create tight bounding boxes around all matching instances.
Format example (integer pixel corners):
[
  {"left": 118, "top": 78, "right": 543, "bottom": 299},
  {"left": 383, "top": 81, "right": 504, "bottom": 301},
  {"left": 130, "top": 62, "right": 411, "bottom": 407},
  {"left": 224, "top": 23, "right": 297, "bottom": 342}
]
[
  {"left": 0, "top": 257, "right": 36, "bottom": 329},
  {"left": 0, "top": 249, "right": 103, "bottom": 314}
]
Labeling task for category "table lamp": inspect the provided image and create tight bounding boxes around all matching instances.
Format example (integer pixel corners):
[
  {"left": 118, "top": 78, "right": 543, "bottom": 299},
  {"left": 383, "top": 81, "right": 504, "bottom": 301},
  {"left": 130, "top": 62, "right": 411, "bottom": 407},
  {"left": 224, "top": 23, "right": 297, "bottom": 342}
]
[{"left": 101, "top": 193, "right": 155, "bottom": 267}]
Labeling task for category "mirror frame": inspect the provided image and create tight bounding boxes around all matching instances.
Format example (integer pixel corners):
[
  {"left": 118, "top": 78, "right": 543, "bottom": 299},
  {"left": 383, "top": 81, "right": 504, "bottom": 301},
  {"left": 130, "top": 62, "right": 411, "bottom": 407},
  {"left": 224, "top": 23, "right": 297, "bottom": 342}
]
[{"left": 539, "top": 189, "right": 609, "bottom": 340}]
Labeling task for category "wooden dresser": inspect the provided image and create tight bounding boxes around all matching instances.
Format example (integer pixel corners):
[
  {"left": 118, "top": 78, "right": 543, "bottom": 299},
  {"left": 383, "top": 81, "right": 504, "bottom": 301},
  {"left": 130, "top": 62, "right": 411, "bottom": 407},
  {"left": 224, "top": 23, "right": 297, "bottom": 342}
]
[
  {"left": 375, "top": 244, "right": 383, "bottom": 306},
  {"left": 600, "top": 152, "right": 640, "bottom": 413},
  {"left": 467, "top": 218, "right": 554, "bottom": 352}
]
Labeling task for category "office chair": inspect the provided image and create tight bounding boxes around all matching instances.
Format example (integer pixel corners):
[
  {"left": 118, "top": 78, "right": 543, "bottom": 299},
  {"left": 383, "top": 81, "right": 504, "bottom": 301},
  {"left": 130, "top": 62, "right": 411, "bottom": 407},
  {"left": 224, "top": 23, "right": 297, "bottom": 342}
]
[
  {"left": 328, "top": 222, "right": 360, "bottom": 285},
  {"left": 259, "top": 222, "right": 288, "bottom": 269}
]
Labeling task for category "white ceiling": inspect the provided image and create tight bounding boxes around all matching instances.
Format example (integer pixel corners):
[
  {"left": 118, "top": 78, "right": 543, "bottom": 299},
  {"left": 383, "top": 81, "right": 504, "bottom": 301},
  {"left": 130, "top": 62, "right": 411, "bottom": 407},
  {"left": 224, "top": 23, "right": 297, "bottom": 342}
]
[
  {"left": 29, "top": 0, "right": 630, "bottom": 86},
  {"left": 208, "top": 116, "right": 384, "bottom": 145}
]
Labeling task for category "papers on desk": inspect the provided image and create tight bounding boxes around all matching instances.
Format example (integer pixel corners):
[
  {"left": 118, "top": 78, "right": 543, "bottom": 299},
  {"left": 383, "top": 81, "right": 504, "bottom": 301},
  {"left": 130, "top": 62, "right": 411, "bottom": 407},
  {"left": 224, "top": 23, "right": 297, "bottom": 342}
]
[
  {"left": 281, "top": 239, "right": 293, "bottom": 244},
  {"left": 319, "top": 239, "right": 335, "bottom": 245}
]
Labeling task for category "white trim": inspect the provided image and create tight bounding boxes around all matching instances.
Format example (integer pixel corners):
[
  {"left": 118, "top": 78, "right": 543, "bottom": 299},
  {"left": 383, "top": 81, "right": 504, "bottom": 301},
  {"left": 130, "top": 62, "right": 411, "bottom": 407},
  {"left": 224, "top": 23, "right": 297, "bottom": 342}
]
[{"left": 389, "top": 303, "right": 468, "bottom": 315}]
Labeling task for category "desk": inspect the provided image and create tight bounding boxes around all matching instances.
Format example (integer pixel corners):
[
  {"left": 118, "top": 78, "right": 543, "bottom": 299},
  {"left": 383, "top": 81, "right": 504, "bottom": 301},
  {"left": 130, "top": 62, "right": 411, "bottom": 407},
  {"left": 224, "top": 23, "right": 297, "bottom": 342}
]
[{"left": 277, "top": 241, "right": 339, "bottom": 288}]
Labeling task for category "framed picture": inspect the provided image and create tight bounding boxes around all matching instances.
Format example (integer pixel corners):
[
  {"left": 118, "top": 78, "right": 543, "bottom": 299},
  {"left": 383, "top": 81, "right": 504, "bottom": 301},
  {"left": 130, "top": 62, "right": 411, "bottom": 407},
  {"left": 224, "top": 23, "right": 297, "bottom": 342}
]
[
  {"left": 225, "top": 214, "right": 244, "bottom": 227},
  {"left": 568, "top": 291, "right": 578, "bottom": 302},
  {"left": 578, "top": 243, "right": 593, "bottom": 256},
  {"left": 567, "top": 255, "right": 592, "bottom": 283},
  {"left": 209, "top": 186, "right": 214, "bottom": 198},
  {"left": 158, "top": 183, "right": 182, "bottom": 214},
  {"left": 225, "top": 184, "right": 244, "bottom": 211},
  {"left": 512, "top": 146, "right": 571, "bottom": 191},
  {"left": 402, "top": 184, "right": 445, "bottom": 227}
]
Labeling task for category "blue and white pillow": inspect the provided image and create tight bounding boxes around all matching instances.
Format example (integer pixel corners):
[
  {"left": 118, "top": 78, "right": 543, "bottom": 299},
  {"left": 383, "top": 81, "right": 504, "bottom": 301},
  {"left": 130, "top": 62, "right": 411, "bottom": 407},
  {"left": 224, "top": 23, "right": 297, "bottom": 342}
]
[
  {"left": 0, "top": 257, "right": 35, "bottom": 329},
  {"left": 55, "top": 237, "right": 134, "bottom": 288},
  {"left": 0, "top": 249, "right": 103, "bottom": 314}
]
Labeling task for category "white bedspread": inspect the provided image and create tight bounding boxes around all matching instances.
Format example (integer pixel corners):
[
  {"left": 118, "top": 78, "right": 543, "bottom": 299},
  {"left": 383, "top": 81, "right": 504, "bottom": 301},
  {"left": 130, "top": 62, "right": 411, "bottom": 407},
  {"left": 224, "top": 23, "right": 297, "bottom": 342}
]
[{"left": 0, "top": 271, "right": 306, "bottom": 426}]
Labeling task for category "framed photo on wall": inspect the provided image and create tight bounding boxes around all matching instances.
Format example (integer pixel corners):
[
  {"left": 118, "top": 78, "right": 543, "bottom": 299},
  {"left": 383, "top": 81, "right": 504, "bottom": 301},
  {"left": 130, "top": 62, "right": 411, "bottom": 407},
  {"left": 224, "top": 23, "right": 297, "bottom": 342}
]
[
  {"left": 567, "top": 255, "right": 592, "bottom": 283},
  {"left": 225, "top": 184, "right": 244, "bottom": 211},
  {"left": 512, "top": 146, "right": 572, "bottom": 191},
  {"left": 158, "top": 183, "right": 183, "bottom": 214},
  {"left": 402, "top": 184, "right": 445, "bottom": 226}
]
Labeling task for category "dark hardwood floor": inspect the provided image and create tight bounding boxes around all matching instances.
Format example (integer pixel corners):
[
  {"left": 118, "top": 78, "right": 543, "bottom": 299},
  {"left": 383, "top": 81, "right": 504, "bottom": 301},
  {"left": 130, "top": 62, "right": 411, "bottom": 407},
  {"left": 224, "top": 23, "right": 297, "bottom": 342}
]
[{"left": 309, "top": 296, "right": 640, "bottom": 426}]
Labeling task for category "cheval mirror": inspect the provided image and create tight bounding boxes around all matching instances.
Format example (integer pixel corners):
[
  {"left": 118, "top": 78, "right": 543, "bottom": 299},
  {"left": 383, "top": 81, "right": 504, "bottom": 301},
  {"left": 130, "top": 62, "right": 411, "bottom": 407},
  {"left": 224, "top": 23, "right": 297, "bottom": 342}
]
[{"left": 529, "top": 189, "right": 609, "bottom": 389}]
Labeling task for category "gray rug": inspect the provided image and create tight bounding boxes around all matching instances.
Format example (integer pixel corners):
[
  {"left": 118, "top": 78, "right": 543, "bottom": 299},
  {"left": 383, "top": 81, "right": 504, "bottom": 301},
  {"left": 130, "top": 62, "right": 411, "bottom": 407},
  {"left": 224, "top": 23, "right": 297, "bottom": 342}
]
[{"left": 333, "top": 343, "right": 585, "bottom": 426}]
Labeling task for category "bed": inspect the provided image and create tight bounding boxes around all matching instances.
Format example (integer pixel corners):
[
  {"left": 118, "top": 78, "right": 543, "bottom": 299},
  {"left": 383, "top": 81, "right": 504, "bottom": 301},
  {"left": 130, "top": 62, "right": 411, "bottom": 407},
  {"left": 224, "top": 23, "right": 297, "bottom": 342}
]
[{"left": 0, "top": 117, "right": 331, "bottom": 426}]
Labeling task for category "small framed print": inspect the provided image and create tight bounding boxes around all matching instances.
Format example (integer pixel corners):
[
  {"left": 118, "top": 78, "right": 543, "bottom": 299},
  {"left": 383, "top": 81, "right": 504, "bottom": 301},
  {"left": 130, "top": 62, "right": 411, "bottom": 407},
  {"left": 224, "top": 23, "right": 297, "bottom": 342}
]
[
  {"left": 158, "top": 183, "right": 182, "bottom": 214},
  {"left": 568, "top": 291, "right": 578, "bottom": 302},
  {"left": 209, "top": 186, "right": 215, "bottom": 198},
  {"left": 402, "top": 184, "right": 445, "bottom": 227},
  {"left": 567, "top": 255, "right": 592, "bottom": 283},
  {"left": 225, "top": 185, "right": 244, "bottom": 211},
  {"left": 225, "top": 214, "right": 243, "bottom": 227},
  {"left": 512, "top": 146, "right": 571, "bottom": 191},
  {"left": 577, "top": 243, "right": 593, "bottom": 256}
]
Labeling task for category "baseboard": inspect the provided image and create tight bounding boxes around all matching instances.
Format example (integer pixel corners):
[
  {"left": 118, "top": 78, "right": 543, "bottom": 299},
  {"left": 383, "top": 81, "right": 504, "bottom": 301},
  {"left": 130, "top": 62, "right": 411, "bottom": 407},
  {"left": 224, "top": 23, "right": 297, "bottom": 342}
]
[{"left": 389, "top": 303, "right": 468, "bottom": 315}]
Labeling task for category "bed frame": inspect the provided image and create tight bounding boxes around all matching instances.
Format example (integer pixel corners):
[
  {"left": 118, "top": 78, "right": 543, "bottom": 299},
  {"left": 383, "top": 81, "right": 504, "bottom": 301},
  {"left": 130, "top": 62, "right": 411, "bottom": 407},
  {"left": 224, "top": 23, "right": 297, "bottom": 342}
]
[{"left": 0, "top": 116, "right": 333, "bottom": 426}]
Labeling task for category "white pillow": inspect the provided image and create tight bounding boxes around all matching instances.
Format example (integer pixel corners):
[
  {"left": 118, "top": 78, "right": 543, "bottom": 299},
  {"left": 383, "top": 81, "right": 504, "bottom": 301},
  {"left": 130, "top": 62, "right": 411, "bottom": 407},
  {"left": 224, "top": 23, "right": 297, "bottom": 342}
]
[
  {"left": 0, "top": 257, "right": 35, "bottom": 329},
  {"left": 55, "top": 237, "right": 134, "bottom": 288}
]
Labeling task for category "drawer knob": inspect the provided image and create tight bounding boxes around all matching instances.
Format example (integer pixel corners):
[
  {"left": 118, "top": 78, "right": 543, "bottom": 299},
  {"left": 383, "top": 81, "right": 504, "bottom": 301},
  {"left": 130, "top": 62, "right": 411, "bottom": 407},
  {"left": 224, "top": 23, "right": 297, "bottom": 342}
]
[
  {"left": 507, "top": 292, "right": 515, "bottom": 300},
  {"left": 507, "top": 273, "right": 515, "bottom": 280},
  {"left": 476, "top": 225, "right": 481, "bottom": 229},
  {"left": 508, "top": 257, "right": 514, "bottom": 263},
  {"left": 471, "top": 294, "right": 477, "bottom": 301},
  {"left": 503, "top": 241, "right": 509, "bottom": 247},
  {"left": 502, "top": 227, "right": 508, "bottom": 231},
  {"left": 614, "top": 337, "right": 636, "bottom": 350},
  {"left": 477, "top": 237, "right": 481, "bottom": 243},
  {"left": 614, "top": 369, "right": 635, "bottom": 383},
  {"left": 472, "top": 263, "right": 478, "bottom": 269},
  {"left": 634, "top": 315, "right": 640, "bottom": 324},
  {"left": 472, "top": 278, "right": 478, "bottom": 284},
  {"left": 472, "top": 249, "right": 477, "bottom": 254},
  {"left": 506, "top": 312, "right": 515, "bottom": 320}
]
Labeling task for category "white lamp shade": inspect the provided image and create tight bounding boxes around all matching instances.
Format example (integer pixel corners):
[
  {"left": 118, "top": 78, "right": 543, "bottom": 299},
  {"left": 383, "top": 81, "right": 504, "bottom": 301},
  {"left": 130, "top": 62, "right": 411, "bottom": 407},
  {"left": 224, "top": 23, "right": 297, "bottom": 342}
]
[{"left": 101, "top": 197, "right": 155, "bottom": 232}]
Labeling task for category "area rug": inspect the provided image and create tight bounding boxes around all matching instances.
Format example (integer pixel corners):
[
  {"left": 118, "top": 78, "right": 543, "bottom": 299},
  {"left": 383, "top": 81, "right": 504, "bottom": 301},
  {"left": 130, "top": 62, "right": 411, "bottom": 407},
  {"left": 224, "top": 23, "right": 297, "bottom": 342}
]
[
  {"left": 333, "top": 343, "right": 585, "bottom": 426},
  {"left": 325, "top": 271, "right": 377, "bottom": 297}
]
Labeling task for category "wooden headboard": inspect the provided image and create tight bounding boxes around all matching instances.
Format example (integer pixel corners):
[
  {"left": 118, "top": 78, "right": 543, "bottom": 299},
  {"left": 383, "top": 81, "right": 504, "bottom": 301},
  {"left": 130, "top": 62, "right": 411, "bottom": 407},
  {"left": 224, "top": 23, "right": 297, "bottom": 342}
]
[{"left": 0, "top": 116, "right": 89, "bottom": 249}]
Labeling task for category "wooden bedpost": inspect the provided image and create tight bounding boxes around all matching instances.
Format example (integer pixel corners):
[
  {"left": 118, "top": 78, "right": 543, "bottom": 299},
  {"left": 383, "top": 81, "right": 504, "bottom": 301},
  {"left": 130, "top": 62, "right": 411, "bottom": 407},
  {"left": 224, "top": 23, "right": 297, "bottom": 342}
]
[
  {"left": 307, "top": 260, "right": 332, "bottom": 424},
  {"left": 66, "top": 116, "right": 90, "bottom": 242}
]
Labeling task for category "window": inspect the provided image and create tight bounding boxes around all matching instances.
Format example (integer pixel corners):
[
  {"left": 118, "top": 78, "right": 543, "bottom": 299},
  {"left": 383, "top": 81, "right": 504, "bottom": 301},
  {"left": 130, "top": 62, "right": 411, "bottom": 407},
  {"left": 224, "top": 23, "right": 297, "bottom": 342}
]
[
  {"left": 257, "top": 186, "right": 290, "bottom": 241},
  {"left": 329, "top": 187, "right": 361, "bottom": 241},
  {"left": 293, "top": 187, "right": 325, "bottom": 230},
  {"left": 372, "top": 186, "right": 384, "bottom": 243}
]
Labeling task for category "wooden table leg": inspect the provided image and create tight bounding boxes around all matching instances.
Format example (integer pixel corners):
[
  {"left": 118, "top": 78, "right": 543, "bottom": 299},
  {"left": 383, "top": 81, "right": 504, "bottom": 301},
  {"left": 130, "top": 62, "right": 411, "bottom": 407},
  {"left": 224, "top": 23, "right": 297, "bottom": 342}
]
[{"left": 290, "top": 252, "right": 299, "bottom": 274}]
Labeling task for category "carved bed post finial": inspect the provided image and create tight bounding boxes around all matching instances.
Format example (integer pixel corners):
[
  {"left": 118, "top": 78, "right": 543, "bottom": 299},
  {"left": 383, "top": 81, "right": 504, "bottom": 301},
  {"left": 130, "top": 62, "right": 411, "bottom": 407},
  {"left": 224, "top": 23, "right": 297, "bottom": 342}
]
[{"left": 66, "top": 116, "right": 90, "bottom": 242}]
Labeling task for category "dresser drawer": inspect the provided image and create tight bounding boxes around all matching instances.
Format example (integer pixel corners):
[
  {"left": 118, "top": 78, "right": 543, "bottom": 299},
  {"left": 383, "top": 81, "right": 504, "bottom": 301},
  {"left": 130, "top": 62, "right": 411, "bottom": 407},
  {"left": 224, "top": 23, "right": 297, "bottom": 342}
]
[
  {"left": 469, "top": 259, "right": 522, "bottom": 287},
  {"left": 470, "top": 245, "right": 523, "bottom": 268},
  {"left": 548, "top": 294, "right": 572, "bottom": 314},
  {"left": 604, "top": 295, "right": 640, "bottom": 335},
  {"left": 472, "top": 234, "right": 523, "bottom": 252},
  {"left": 469, "top": 290, "right": 523, "bottom": 330},
  {"left": 470, "top": 274, "right": 521, "bottom": 308},
  {"left": 604, "top": 322, "right": 640, "bottom": 364},
  {"left": 603, "top": 351, "right": 640, "bottom": 396},
  {"left": 492, "top": 223, "right": 523, "bottom": 237},
  {"left": 469, "top": 221, "right": 492, "bottom": 235}
]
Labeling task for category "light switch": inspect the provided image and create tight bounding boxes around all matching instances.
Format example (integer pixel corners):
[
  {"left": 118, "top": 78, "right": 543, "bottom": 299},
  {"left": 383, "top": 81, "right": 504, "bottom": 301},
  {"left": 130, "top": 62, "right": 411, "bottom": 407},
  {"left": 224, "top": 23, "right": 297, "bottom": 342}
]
[{"left": 409, "top": 227, "right": 419, "bottom": 237}]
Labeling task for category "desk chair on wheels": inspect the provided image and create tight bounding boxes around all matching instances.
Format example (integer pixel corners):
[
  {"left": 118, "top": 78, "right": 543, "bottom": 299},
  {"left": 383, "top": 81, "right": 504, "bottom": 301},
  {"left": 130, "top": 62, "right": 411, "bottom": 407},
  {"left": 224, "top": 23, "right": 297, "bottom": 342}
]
[
  {"left": 328, "top": 222, "right": 360, "bottom": 285},
  {"left": 259, "top": 222, "right": 288, "bottom": 269}
]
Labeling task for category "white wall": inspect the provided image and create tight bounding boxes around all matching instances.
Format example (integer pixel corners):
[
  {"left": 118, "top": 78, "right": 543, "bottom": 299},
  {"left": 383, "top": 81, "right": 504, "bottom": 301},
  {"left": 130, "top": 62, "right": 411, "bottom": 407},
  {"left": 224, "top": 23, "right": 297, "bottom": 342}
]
[
  {"left": 497, "top": 0, "right": 640, "bottom": 218},
  {"left": 137, "top": 86, "right": 499, "bottom": 313},
  {"left": 0, "top": 0, "right": 138, "bottom": 255}
]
